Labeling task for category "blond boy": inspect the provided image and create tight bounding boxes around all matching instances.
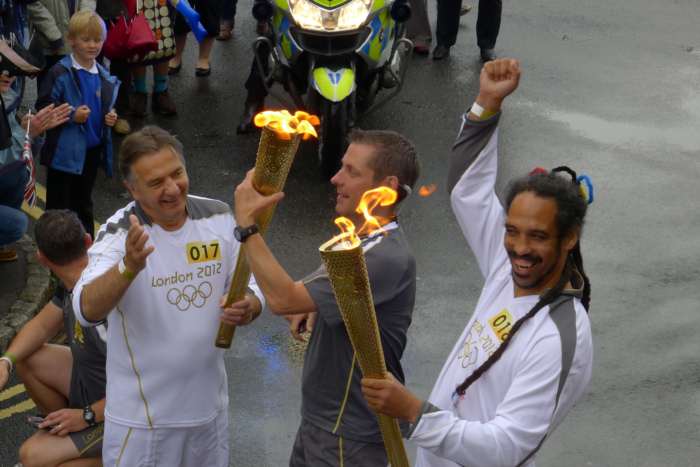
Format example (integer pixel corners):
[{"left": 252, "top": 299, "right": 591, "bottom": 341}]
[{"left": 37, "top": 10, "right": 120, "bottom": 240}]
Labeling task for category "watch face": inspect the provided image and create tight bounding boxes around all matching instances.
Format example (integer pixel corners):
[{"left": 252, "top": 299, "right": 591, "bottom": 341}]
[{"left": 235, "top": 225, "right": 257, "bottom": 242}]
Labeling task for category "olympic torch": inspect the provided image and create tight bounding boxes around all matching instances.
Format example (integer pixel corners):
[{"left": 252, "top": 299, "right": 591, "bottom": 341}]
[
  {"left": 215, "top": 110, "right": 319, "bottom": 349},
  {"left": 318, "top": 188, "right": 410, "bottom": 467}
]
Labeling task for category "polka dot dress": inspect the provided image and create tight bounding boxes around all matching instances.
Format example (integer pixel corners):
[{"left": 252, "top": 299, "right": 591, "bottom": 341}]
[{"left": 129, "top": 0, "right": 176, "bottom": 63}]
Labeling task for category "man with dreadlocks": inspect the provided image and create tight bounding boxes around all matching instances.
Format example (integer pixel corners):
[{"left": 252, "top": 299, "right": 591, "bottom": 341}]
[{"left": 361, "top": 58, "right": 593, "bottom": 467}]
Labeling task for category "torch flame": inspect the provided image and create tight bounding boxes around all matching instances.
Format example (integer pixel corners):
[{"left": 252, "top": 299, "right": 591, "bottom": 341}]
[
  {"left": 327, "top": 187, "right": 398, "bottom": 250},
  {"left": 418, "top": 184, "right": 437, "bottom": 197},
  {"left": 355, "top": 187, "right": 397, "bottom": 236},
  {"left": 254, "top": 110, "right": 320, "bottom": 140}
]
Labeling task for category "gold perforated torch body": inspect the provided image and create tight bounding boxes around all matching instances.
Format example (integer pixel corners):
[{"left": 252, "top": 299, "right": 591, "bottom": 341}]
[
  {"left": 214, "top": 126, "right": 301, "bottom": 348},
  {"left": 319, "top": 233, "right": 410, "bottom": 467}
]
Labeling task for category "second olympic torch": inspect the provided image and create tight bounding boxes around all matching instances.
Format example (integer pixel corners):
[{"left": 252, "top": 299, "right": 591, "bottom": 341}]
[
  {"left": 215, "top": 110, "right": 319, "bottom": 348},
  {"left": 318, "top": 188, "right": 410, "bottom": 467}
]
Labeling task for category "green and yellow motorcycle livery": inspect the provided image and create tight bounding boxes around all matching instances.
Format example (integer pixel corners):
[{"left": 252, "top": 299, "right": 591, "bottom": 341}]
[{"left": 253, "top": 0, "right": 412, "bottom": 177}]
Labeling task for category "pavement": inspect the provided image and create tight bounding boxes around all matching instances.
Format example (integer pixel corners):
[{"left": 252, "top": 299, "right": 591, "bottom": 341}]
[
  {"left": 0, "top": 234, "right": 52, "bottom": 355},
  {"left": 2, "top": 0, "right": 700, "bottom": 466}
]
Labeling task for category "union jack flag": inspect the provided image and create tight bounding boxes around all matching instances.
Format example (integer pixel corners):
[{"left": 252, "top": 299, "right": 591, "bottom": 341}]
[{"left": 22, "top": 110, "right": 36, "bottom": 207}]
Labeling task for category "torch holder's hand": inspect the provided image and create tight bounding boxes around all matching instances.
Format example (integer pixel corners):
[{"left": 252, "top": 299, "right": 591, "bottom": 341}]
[{"left": 234, "top": 168, "right": 285, "bottom": 227}]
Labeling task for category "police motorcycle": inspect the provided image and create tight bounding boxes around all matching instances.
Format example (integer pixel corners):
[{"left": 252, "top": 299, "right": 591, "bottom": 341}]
[{"left": 252, "top": 0, "right": 413, "bottom": 177}]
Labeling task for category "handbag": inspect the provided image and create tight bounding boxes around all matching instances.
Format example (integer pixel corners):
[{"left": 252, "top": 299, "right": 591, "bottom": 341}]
[
  {"left": 102, "top": 0, "right": 157, "bottom": 61},
  {"left": 126, "top": 12, "right": 158, "bottom": 58},
  {"left": 103, "top": 16, "right": 130, "bottom": 60}
]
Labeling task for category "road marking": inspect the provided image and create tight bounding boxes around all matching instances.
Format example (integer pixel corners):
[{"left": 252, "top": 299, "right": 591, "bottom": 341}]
[
  {"left": 0, "top": 398, "right": 36, "bottom": 420},
  {"left": 22, "top": 182, "right": 100, "bottom": 233},
  {"left": 21, "top": 200, "right": 44, "bottom": 220},
  {"left": 35, "top": 183, "right": 46, "bottom": 202},
  {"left": 0, "top": 384, "right": 26, "bottom": 402}
]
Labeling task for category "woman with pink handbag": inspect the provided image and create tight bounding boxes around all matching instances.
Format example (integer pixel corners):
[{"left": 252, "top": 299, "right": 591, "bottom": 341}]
[{"left": 124, "top": 0, "right": 179, "bottom": 116}]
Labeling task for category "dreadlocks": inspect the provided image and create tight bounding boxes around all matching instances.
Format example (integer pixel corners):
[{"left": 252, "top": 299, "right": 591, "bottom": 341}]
[{"left": 455, "top": 166, "right": 591, "bottom": 396}]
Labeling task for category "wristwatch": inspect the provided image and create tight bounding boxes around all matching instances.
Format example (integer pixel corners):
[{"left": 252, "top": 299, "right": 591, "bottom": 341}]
[
  {"left": 83, "top": 405, "right": 96, "bottom": 427},
  {"left": 234, "top": 224, "right": 259, "bottom": 243}
]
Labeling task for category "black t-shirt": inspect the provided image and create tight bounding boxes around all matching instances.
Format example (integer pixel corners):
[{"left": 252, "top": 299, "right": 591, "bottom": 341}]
[
  {"left": 53, "top": 286, "right": 107, "bottom": 408},
  {"left": 302, "top": 225, "right": 416, "bottom": 443}
]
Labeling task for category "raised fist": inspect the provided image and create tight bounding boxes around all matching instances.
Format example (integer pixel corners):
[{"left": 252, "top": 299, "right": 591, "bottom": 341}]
[{"left": 476, "top": 58, "right": 521, "bottom": 111}]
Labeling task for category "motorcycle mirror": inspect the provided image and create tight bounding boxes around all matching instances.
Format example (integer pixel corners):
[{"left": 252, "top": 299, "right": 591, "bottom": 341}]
[
  {"left": 252, "top": 0, "right": 274, "bottom": 21},
  {"left": 390, "top": 0, "right": 412, "bottom": 23}
]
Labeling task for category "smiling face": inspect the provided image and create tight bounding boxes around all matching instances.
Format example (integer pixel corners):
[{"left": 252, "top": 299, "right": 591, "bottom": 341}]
[
  {"left": 125, "top": 147, "right": 189, "bottom": 231},
  {"left": 505, "top": 191, "right": 578, "bottom": 296},
  {"left": 330, "top": 143, "right": 385, "bottom": 223}
]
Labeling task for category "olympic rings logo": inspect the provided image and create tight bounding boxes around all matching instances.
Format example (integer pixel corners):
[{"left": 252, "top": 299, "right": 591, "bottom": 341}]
[{"left": 166, "top": 281, "right": 213, "bottom": 311}]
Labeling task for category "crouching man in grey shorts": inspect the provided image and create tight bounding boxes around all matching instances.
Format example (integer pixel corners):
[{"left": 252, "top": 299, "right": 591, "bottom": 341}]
[{"left": 0, "top": 210, "right": 106, "bottom": 467}]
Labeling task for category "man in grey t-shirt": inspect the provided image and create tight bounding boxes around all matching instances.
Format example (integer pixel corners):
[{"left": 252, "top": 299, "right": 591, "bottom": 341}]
[
  {"left": 226, "top": 129, "right": 420, "bottom": 466},
  {"left": 0, "top": 210, "right": 105, "bottom": 466}
]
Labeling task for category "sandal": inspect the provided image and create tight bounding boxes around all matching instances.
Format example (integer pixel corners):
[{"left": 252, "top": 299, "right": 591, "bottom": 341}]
[
  {"left": 195, "top": 66, "right": 211, "bottom": 77},
  {"left": 168, "top": 63, "right": 182, "bottom": 75}
]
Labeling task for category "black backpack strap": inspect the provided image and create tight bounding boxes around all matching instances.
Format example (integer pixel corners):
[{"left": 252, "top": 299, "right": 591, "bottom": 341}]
[{"left": 516, "top": 295, "right": 577, "bottom": 466}]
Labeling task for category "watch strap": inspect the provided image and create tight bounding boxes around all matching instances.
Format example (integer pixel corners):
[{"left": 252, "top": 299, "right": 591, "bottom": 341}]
[{"left": 236, "top": 224, "right": 259, "bottom": 243}]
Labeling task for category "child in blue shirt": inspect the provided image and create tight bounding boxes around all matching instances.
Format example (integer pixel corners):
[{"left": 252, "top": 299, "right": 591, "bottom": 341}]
[{"left": 37, "top": 10, "right": 120, "bottom": 239}]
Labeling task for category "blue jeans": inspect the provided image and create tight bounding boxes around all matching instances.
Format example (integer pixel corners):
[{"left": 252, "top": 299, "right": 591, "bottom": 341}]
[{"left": 0, "top": 164, "right": 28, "bottom": 246}]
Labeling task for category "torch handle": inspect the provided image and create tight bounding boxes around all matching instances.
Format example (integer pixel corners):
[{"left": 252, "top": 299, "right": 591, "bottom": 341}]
[
  {"left": 215, "top": 127, "right": 300, "bottom": 349},
  {"left": 319, "top": 243, "right": 411, "bottom": 465},
  {"left": 214, "top": 251, "right": 251, "bottom": 347},
  {"left": 378, "top": 414, "right": 411, "bottom": 467},
  {"left": 214, "top": 201, "right": 277, "bottom": 349}
]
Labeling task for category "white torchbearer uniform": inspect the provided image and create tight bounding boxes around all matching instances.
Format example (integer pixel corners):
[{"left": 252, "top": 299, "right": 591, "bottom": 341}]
[
  {"left": 73, "top": 195, "right": 264, "bottom": 467},
  {"left": 410, "top": 114, "right": 593, "bottom": 467}
]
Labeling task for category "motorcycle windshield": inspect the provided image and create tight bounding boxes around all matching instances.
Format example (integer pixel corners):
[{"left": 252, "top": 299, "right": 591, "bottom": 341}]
[{"left": 306, "top": 0, "right": 355, "bottom": 8}]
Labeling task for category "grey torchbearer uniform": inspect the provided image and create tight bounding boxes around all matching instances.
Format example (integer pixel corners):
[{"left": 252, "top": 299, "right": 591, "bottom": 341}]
[
  {"left": 53, "top": 286, "right": 107, "bottom": 458},
  {"left": 291, "top": 224, "right": 416, "bottom": 467}
]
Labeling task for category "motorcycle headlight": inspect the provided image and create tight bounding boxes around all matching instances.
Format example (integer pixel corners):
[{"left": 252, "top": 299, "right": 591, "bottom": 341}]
[{"left": 289, "top": 0, "right": 373, "bottom": 32}]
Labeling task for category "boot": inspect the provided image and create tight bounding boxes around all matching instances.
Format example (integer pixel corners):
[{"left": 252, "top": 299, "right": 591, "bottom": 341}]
[
  {"left": 432, "top": 44, "right": 451, "bottom": 60},
  {"left": 480, "top": 48, "right": 496, "bottom": 62},
  {"left": 152, "top": 90, "right": 177, "bottom": 116}
]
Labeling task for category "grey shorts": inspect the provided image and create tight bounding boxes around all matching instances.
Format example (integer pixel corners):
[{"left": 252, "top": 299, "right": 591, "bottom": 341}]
[
  {"left": 289, "top": 419, "right": 387, "bottom": 467},
  {"left": 69, "top": 422, "right": 103, "bottom": 458}
]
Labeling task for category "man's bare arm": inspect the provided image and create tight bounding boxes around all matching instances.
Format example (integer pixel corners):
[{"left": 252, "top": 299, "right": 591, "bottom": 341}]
[
  {"left": 0, "top": 302, "right": 64, "bottom": 389},
  {"left": 242, "top": 233, "right": 317, "bottom": 315},
  {"left": 80, "top": 265, "right": 138, "bottom": 322},
  {"left": 233, "top": 170, "right": 317, "bottom": 316}
]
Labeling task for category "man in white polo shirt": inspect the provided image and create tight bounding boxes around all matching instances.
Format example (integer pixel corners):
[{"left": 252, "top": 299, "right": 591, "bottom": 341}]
[{"left": 72, "top": 126, "right": 264, "bottom": 466}]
